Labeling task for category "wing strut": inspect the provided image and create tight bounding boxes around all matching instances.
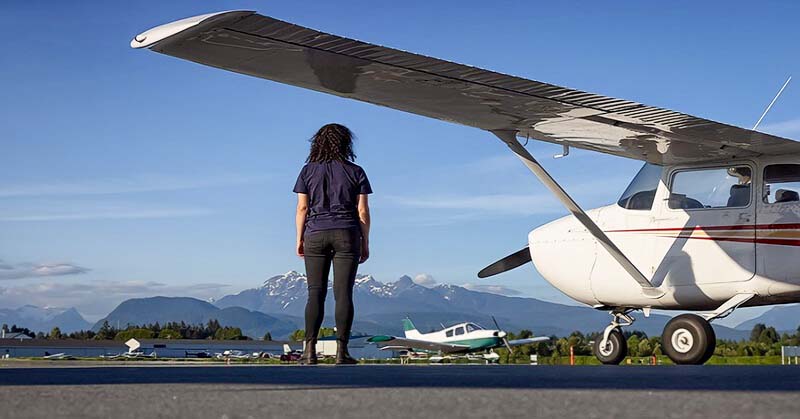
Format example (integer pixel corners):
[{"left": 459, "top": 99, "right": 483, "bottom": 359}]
[{"left": 491, "top": 130, "right": 664, "bottom": 299}]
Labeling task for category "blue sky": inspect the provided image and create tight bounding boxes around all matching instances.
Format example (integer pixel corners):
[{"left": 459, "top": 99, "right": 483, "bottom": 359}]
[{"left": 2, "top": 1, "right": 799, "bottom": 323}]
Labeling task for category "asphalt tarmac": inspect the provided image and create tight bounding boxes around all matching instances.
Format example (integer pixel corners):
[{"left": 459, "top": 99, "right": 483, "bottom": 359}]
[{"left": 0, "top": 364, "right": 798, "bottom": 419}]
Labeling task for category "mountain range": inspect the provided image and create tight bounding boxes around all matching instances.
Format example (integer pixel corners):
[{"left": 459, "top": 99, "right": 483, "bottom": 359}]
[
  {"left": 91, "top": 297, "right": 297, "bottom": 338},
  {"left": 214, "top": 271, "right": 750, "bottom": 340},
  {"left": 735, "top": 304, "right": 800, "bottom": 331},
  {"left": 6, "top": 271, "right": 798, "bottom": 340},
  {"left": 0, "top": 305, "right": 91, "bottom": 333}
]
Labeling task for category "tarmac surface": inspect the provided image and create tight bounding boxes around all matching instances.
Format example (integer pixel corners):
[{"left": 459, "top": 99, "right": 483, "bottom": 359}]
[{"left": 0, "top": 363, "right": 798, "bottom": 419}]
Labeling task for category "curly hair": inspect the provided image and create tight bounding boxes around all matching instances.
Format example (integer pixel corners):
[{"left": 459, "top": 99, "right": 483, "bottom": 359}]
[{"left": 307, "top": 123, "right": 356, "bottom": 163}]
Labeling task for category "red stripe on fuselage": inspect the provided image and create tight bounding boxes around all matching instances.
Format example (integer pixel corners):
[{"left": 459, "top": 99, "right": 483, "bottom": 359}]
[
  {"left": 653, "top": 235, "right": 800, "bottom": 246},
  {"left": 607, "top": 223, "right": 800, "bottom": 233}
]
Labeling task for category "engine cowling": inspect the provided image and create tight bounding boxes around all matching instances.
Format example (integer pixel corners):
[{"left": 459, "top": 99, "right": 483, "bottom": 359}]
[{"left": 529, "top": 213, "right": 600, "bottom": 306}]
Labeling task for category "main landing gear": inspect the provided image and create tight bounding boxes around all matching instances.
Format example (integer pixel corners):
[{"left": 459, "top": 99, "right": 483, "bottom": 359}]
[
  {"left": 661, "top": 314, "right": 715, "bottom": 365},
  {"left": 594, "top": 294, "right": 755, "bottom": 365},
  {"left": 594, "top": 310, "right": 716, "bottom": 365}
]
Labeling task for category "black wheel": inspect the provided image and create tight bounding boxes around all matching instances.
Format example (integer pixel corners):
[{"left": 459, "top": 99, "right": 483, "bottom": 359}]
[
  {"left": 594, "top": 328, "right": 627, "bottom": 365},
  {"left": 662, "top": 314, "right": 715, "bottom": 365},
  {"left": 700, "top": 325, "right": 717, "bottom": 364}
]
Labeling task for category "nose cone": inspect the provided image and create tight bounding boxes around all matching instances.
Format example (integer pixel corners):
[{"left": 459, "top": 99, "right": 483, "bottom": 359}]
[
  {"left": 529, "top": 215, "right": 599, "bottom": 306},
  {"left": 494, "top": 331, "right": 507, "bottom": 338}
]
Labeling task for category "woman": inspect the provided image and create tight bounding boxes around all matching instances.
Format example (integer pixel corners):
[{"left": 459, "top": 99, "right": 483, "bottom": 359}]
[{"left": 293, "top": 123, "right": 372, "bottom": 365}]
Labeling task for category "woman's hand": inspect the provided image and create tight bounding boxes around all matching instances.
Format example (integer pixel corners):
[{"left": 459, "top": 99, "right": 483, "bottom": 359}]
[
  {"left": 359, "top": 239, "right": 369, "bottom": 264},
  {"left": 296, "top": 239, "right": 304, "bottom": 258}
]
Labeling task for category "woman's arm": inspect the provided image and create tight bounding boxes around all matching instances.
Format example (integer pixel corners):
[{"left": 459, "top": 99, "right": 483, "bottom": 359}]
[
  {"left": 295, "top": 193, "right": 309, "bottom": 257},
  {"left": 357, "top": 194, "right": 370, "bottom": 263}
]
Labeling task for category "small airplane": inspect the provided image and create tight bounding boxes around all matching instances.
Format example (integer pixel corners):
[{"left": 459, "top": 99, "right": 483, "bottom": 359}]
[
  {"left": 367, "top": 317, "right": 549, "bottom": 359},
  {"left": 133, "top": 11, "right": 800, "bottom": 365},
  {"left": 42, "top": 352, "right": 75, "bottom": 360}
]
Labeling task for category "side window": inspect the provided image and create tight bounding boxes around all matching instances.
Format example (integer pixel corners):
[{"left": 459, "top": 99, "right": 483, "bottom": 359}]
[
  {"left": 764, "top": 164, "right": 800, "bottom": 204},
  {"left": 445, "top": 329, "right": 453, "bottom": 338},
  {"left": 454, "top": 327, "right": 465, "bottom": 336},
  {"left": 669, "top": 166, "right": 752, "bottom": 210},
  {"left": 617, "top": 163, "right": 662, "bottom": 210}
]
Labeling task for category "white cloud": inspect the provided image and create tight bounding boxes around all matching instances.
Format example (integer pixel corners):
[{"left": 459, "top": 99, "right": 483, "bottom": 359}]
[
  {"left": 0, "top": 173, "right": 269, "bottom": 198},
  {"left": 412, "top": 273, "right": 437, "bottom": 287},
  {"left": 386, "top": 175, "right": 629, "bottom": 217},
  {"left": 390, "top": 193, "right": 563, "bottom": 215},
  {"left": 463, "top": 283, "right": 522, "bottom": 296},
  {"left": 0, "top": 260, "right": 90, "bottom": 280},
  {"left": 0, "top": 208, "right": 213, "bottom": 222}
]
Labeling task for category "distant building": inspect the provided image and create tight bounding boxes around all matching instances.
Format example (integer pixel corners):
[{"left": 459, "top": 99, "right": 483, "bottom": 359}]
[{"left": 0, "top": 330, "right": 32, "bottom": 341}]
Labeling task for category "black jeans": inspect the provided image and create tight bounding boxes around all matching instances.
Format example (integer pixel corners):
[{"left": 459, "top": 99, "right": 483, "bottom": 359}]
[{"left": 303, "top": 228, "right": 361, "bottom": 342}]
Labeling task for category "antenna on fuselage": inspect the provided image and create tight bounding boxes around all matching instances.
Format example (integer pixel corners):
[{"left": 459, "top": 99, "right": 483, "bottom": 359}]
[{"left": 753, "top": 76, "right": 792, "bottom": 130}]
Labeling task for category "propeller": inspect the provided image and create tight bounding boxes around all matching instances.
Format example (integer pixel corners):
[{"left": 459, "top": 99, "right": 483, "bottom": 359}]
[
  {"left": 492, "top": 316, "right": 513, "bottom": 354},
  {"left": 478, "top": 247, "right": 532, "bottom": 279}
]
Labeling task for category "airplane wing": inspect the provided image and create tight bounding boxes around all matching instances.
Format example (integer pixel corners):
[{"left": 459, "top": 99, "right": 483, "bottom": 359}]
[
  {"left": 507, "top": 337, "right": 550, "bottom": 347},
  {"left": 132, "top": 11, "right": 800, "bottom": 165},
  {"left": 367, "top": 335, "right": 470, "bottom": 354}
]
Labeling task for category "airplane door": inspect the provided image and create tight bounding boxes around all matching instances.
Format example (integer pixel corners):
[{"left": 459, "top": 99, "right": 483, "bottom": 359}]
[{"left": 651, "top": 164, "right": 756, "bottom": 286}]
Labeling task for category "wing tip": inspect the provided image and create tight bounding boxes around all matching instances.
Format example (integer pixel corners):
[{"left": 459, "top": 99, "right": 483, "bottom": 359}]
[{"left": 130, "top": 10, "right": 256, "bottom": 49}]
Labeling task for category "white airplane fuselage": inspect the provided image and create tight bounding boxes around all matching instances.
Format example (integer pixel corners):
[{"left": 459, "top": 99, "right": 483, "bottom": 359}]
[
  {"left": 530, "top": 156, "right": 800, "bottom": 311},
  {"left": 406, "top": 323, "right": 504, "bottom": 352}
]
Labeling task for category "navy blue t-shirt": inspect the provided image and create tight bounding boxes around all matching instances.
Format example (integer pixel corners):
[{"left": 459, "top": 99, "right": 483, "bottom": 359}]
[{"left": 293, "top": 161, "right": 372, "bottom": 235}]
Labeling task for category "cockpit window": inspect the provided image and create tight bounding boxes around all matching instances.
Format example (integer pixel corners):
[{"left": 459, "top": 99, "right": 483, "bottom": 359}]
[
  {"left": 466, "top": 323, "right": 482, "bottom": 333},
  {"left": 617, "top": 163, "right": 662, "bottom": 210},
  {"left": 454, "top": 327, "right": 465, "bottom": 336},
  {"left": 445, "top": 329, "right": 454, "bottom": 337},
  {"left": 669, "top": 166, "right": 751, "bottom": 209},
  {"left": 764, "top": 164, "right": 800, "bottom": 204}
]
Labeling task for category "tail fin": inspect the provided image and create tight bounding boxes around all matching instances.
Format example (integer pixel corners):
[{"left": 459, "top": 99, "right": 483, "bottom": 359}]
[
  {"left": 402, "top": 317, "right": 417, "bottom": 332},
  {"left": 402, "top": 317, "right": 422, "bottom": 339}
]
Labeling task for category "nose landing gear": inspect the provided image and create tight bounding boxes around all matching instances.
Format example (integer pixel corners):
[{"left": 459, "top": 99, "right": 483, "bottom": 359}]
[
  {"left": 594, "top": 328, "right": 627, "bottom": 364},
  {"left": 594, "top": 310, "right": 635, "bottom": 365}
]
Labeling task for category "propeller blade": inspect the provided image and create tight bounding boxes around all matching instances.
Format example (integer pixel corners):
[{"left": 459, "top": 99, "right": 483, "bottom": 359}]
[
  {"left": 503, "top": 337, "right": 513, "bottom": 354},
  {"left": 478, "top": 247, "right": 531, "bottom": 278},
  {"left": 491, "top": 316, "right": 501, "bottom": 331}
]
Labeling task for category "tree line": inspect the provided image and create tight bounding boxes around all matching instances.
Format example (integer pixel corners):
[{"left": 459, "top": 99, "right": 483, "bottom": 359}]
[{"left": 3, "top": 320, "right": 256, "bottom": 341}]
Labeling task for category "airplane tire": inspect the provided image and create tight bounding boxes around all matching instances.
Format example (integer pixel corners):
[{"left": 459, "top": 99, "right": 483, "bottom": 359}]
[
  {"left": 662, "top": 314, "right": 714, "bottom": 365},
  {"left": 700, "top": 325, "right": 717, "bottom": 364},
  {"left": 594, "top": 328, "right": 627, "bottom": 365}
]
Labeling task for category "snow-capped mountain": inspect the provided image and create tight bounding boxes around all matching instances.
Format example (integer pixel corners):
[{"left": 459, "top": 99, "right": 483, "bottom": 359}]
[
  {"left": 214, "top": 271, "right": 748, "bottom": 339},
  {"left": 216, "top": 271, "right": 447, "bottom": 317},
  {"left": 0, "top": 305, "right": 91, "bottom": 333}
]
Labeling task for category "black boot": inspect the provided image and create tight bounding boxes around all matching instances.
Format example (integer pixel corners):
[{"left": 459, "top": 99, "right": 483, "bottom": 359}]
[
  {"left": 335, "top": 339, "right": 357, "bottom": 365},
  {"left": 298, "top": 338, "right": 317, "bottom": 365}
]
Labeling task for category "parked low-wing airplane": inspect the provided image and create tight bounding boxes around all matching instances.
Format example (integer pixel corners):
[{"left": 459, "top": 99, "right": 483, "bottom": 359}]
[
  {"left": 367, "top": 317, "right": 549, "bottom": 356},
  {"left": 133, "top": 11, "right": 800, "bottom": 365}
]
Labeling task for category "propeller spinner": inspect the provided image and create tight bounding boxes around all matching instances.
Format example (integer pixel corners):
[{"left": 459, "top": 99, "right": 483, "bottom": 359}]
[{"left": 492, "top": 316, "right": 514, "bottom": 354}]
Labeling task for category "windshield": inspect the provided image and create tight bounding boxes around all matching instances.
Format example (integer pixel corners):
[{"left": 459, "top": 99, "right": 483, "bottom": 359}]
[
  {"left": 466, "top": 323, "right": 483, "bottom": 332},
  {"left": 617, "top": 163, "right": 662, "bottom": 210}
]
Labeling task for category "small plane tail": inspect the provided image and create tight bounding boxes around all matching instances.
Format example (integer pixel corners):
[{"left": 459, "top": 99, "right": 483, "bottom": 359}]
[
  {"left": 402, "top": 317, "right": 417, "bottom": 332},
  {"left": 402, "top": 317, "right": 423, "bottom": 339}
]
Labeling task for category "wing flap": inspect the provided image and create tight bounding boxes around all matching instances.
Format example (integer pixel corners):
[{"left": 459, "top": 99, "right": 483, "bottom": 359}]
[{"left": 135, "top": 11, "right": 800, "bottom": 164}]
